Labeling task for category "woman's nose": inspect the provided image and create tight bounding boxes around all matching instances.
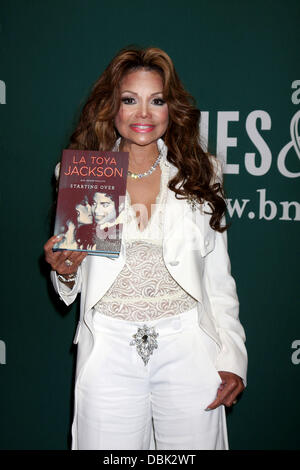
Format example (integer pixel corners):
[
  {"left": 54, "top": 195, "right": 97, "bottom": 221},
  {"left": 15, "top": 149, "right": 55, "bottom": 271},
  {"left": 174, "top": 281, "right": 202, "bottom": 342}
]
[{"left": 136, "top": 101, "right": 151, "bottom": 119}]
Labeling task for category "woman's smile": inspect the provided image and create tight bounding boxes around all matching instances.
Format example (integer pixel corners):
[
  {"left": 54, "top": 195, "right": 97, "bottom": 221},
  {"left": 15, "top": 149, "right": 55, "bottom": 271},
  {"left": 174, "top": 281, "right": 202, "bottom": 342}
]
[{"left": 130, "top": 123, "right": 155, "bottom": 133}]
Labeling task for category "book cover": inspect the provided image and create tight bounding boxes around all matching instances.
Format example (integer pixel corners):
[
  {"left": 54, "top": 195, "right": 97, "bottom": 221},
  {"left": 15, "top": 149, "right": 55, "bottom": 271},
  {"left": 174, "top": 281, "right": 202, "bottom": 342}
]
[{"left": 53, "top": 149, "right": 129, "bottom": 258}]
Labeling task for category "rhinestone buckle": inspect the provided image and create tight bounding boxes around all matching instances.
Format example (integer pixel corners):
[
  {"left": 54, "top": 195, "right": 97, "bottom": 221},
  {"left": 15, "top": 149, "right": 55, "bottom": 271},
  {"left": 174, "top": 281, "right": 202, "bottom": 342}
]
[{"left": 130, "top": 325, "right": 159, "bottom": 365}]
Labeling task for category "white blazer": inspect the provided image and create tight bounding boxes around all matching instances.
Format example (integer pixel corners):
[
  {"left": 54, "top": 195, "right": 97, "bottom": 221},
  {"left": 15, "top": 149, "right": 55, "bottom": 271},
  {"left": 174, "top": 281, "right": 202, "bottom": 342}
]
[{"left": 51, "top": 160, "right": 248, "bottom": 389}]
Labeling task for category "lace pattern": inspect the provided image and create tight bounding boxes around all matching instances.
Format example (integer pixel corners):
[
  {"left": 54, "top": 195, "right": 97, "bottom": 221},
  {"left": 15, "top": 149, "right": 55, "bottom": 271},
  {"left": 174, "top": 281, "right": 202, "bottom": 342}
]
[{"left": 94, "top": 241, "right": 197, "bottom": 321}]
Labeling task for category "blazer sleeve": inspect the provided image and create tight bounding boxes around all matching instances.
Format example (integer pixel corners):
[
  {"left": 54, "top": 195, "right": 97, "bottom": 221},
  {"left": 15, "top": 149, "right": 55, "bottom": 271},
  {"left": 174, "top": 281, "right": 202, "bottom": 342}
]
[
  {"left": 203, "top": 157, "right": 248, "bottom": 385},
  {"left": 50, "top": 266, "right": 82, "bottom": 306},
  {"left": 202, "top": 222, "right": 248, "bottom": 385}
]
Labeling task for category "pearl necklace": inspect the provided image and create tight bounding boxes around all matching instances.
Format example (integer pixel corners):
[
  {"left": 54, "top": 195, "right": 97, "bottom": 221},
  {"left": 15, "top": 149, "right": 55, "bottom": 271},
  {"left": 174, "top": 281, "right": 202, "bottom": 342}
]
[{"left": 127, "top": 150, "right": 163, "bottom": 179}]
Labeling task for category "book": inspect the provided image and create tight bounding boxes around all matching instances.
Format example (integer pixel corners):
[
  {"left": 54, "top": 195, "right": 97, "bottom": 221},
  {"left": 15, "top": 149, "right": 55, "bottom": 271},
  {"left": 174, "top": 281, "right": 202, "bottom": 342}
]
[{"left": 53, "top": 148, "right": 129, "bottom": 258}]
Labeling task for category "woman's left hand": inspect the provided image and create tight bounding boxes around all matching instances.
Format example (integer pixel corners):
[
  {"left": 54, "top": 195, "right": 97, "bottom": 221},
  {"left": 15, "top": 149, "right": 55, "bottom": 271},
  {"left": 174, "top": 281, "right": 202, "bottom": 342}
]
[{"left": 206, "top": 371, "right": 245, "bottom": 410}]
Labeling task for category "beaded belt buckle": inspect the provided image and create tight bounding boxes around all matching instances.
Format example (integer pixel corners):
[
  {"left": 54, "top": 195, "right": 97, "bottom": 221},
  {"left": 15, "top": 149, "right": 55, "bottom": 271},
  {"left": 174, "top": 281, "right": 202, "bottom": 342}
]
[{"left": 130, "top": 324, "right": 159, "bottom": 365}]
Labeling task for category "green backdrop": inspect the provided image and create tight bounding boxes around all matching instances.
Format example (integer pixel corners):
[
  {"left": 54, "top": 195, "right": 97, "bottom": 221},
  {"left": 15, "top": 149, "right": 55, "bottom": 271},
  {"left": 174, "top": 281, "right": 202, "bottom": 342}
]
[{"left": 0, "top": 0, "right": 299, "bottom": 450}]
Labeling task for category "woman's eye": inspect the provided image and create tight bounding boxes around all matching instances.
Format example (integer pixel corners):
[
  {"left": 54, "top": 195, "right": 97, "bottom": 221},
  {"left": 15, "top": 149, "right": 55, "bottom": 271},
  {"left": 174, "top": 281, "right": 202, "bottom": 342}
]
[
  {"left": 152, "top": 98, "right": 165, "bottom": 106},
  {"left": 121, "top": 97, "right": 136, "bottom": 105}
]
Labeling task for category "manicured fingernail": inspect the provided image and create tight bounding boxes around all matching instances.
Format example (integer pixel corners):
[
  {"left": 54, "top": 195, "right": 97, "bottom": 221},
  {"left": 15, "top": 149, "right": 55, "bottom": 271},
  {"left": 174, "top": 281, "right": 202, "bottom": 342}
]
[{"left": 205, "top": 407, "right": 212, "bottom": 411}]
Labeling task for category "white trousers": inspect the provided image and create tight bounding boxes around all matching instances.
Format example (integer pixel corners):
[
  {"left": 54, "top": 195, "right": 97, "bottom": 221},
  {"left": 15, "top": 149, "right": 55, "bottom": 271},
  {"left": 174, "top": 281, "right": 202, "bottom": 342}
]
[{"left": 76, "top": 306, "right": 228, "bottom": 450}]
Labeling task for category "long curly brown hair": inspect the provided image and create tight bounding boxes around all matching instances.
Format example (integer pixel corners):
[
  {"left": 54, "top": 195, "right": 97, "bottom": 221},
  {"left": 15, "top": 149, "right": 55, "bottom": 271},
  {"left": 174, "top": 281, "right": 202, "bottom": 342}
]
[{"left": 68, "top": 46, "right": 227, "bottom": 232}]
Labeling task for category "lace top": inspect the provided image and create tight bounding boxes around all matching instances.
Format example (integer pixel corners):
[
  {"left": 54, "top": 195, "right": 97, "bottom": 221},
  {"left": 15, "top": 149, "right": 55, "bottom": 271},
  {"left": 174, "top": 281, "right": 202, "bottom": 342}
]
[{"left": 94, "top": 139, "right": 197, "bottom": 321}]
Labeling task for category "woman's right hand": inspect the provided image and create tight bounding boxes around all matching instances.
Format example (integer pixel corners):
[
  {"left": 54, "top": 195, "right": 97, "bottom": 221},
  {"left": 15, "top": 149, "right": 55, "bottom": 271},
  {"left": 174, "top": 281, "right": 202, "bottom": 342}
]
[{"left": 44, "top": 235, "right": 87, "bottom": 277}]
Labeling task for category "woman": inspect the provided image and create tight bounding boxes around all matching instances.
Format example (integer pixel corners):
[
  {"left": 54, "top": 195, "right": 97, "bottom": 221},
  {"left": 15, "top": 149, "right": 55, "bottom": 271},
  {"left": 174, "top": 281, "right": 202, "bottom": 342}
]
[
  {"left": 44, "top": 46, "right": 247, "bottom": 450},
  {"left": 54, "top": 189, "right": 94, "bottom": 250},
  {"left": 74, "top": 194, "right": 95, "bottom": 250}
]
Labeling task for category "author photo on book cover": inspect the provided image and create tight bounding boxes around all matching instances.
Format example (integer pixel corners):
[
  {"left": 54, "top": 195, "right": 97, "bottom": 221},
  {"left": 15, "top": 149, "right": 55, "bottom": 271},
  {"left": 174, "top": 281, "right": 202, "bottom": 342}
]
[
  {"left": 55, "top": 188, "right": 124, "bottom": 252},
  {"left": 44, "top": 46, "right": 247, "bottom": 450}
]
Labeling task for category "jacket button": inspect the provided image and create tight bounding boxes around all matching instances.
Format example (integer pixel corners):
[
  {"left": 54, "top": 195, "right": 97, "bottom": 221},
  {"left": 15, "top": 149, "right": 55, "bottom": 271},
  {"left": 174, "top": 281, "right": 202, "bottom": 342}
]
[{"left": 169, "top": 261, "right": 179, "bottom": 266}]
